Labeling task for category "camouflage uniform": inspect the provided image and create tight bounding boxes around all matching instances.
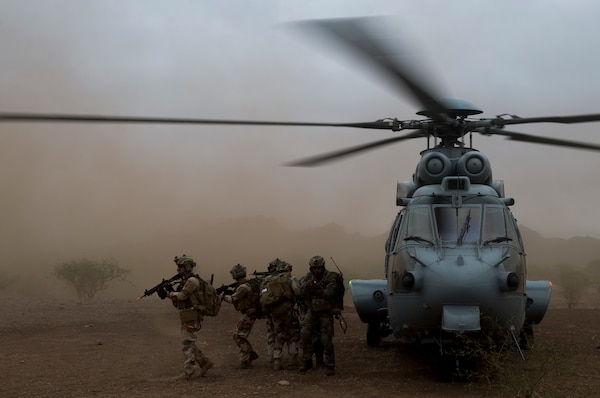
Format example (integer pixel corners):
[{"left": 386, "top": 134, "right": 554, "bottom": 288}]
[
  {"left": 264, "top": 259, "right": 279, "bottom": 363},
  {"left": 265, "top": 314, "right": 275, "bottom": 362},
  {"left": 167, "top": 255, "right": 213, "bottom": 380},
  {"left": 298, "top": 255, "right": 340, "bottom": 376},
  {"left": 224, "top": 264, "right": 260, "bottom": 369},
  {"left": 296, "top": 275, "right": 324, "bottom": 367},
  {"left": 261, "top": 264, "right": 301, "bottom": 370}
]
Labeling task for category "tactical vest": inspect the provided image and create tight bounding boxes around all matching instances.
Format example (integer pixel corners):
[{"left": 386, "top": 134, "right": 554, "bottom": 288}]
[
  {"left": 172, "top": 274, "right": 202, "bottom": 310},
  {"left": 306, "top": 270, "right": 339, "bottom": 312}
]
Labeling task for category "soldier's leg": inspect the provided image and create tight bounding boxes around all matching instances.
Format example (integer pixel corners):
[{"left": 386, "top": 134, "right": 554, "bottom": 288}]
[
  {"left": 319, "top": 314, "right": 336, "bottom": 375},
  {"left": 283, "top": 311, "right": 300, "bottom": 368},
  {"left": 233, "top": 314, "right": 257, "bottom": 368},
  {"left": 180, "top": 322, "right": 204, "bottom": 378},
  {"left": 299, "top": 310, "right": 317, "bottom": 372},
  {"left": 272, "top": 316, "right": 286, "bottom": 370},
  {"left": 265, "top": 314, "right": 275, "bottom": 363},
  {"left": 313, "top": 327, "right": 324, "bottom": 368}
]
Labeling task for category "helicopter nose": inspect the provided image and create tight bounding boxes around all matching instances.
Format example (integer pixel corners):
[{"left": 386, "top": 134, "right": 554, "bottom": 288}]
[{"left": 425, "top": 258, "right": 500, "bottom": 305}]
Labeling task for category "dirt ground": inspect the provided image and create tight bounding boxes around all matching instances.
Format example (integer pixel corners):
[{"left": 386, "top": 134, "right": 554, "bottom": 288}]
[{"left": 1, "top": 296, "right": 599, "bottom": 398}]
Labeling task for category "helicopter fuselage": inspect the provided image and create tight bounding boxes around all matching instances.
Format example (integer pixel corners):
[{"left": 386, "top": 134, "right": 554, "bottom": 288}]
[
  {"left": 387, "top": 191, "right": 527, "bottom": 343},
  {"left": 350, "top": 147, "right": 552, "bottom": 347}
]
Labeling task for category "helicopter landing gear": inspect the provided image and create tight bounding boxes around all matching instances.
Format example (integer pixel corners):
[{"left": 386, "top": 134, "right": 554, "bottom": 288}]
[
  {"left": 366, "top": 321, "right": 381, "bottom": 347},
  {"left": 519, "top": 322, "right": 534, "bottom": 350}
]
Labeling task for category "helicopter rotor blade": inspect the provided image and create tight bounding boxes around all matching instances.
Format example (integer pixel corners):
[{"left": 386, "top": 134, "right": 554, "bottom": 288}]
[
  {"left": 0, "top": 112, "right": 403, "bottom": 130},
  {"left": 493, "top": 113, "right": 600, "bottom": 126},
  {"left": 285, "top": 130, "right": 425, "bottom": 167},
  {"left": 293, "top": 17, "right": 451, "bottom": 123},
  {"left": 480, "top": 128, "right": 600, "bottom": 152}
]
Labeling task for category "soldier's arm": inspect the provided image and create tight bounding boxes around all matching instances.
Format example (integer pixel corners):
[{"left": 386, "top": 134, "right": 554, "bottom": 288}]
[
  {"left": 225, "top": 282, "right": 251, "bottom": 304},
  {"left": 322, "top": 275, "right": 337, "bottom": 299},
  {"left": 168, "top": 277, "right": 200, "bottom": 301}
]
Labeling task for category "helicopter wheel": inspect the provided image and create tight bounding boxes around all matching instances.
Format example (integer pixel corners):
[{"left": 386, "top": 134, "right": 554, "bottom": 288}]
[{"left": 366, "top": 321, "right": 381, "bottom": 347}]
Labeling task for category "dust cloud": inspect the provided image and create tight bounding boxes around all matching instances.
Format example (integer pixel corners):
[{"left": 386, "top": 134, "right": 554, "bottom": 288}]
[{"left": 1, "top": 2, "right": 600, "bottom": 299}]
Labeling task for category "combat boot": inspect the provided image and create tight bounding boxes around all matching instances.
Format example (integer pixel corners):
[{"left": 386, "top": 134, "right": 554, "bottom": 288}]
[
  {"left": 198, "top": 359, "right": 214, "bottom": 377},
  {"left": 249, "top": 351, "right": 259, "bottom": 362},
  {"left": 299, "top": 360, "right": 313, "bottom": 373},
  {"left": 174, "top": 367, "right": 201, "bottom": 381},
  {"left": 174, "top": 373, "right": 189, "bottom": 381},
  {"left": 273, "top": 358, "right": 282, "bottom": 371}
]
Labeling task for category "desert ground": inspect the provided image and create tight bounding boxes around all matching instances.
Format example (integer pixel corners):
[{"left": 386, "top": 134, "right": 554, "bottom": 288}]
[{"left": 1, "top": 296, "right": 599, "bottom": 398}]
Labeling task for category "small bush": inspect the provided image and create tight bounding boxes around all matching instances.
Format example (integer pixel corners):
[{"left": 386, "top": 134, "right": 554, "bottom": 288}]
[{"left": 53, "top": 257, "right": 130, "bottom": 299}]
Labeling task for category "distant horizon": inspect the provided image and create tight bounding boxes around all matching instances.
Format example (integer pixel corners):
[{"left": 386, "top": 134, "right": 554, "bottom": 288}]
[{"left": 203, "top": 214, "right": 600, "bottom": 241}]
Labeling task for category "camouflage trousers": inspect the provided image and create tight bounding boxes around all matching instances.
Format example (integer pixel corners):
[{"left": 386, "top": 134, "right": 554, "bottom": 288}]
[
  {"left": 265, "top": 315, "right": 275, "bottom": 359},
  {"left": 181, "top": 320, "right": 209, "bottom": 376},
  {"left": 270, "top": 301, "right": 300, "bottom": 359},
  {"left": 233, "top": 313, "right": 257, "bottom": 362},
  {"left": 300, "top": 310, "right": 334, "bottom": 367}
]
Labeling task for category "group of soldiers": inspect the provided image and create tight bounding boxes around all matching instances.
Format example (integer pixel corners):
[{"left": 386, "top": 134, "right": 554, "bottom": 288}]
[{"left": 163, "top": 254, "right": 344, "bottom": 380}]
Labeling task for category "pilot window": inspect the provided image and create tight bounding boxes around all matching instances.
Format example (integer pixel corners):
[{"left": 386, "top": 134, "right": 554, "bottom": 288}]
[
  {"left": 434, "top": 206, "right": 481, "bottom": 243},
  {"left": 403, "top": 206, "right": 434, "bottom": 242},
  {"left": 482, "top": 205, "right": 518, "bottom": 244}
]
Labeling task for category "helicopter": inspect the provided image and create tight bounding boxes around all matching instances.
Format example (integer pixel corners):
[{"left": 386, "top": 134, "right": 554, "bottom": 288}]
[{"left": 2, "top": 16, "right": 600, "bottom": 371}]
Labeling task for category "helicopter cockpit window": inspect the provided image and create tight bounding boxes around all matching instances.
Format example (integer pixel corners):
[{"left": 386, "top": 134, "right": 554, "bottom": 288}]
[
  {"left": 402, "top": 206, "right": 434, "bottom": 244},
  {"left": 482, "top": 205, "right": 517, "bottom": 245},
  {"left": 434, "top": 206, "right": 481, "bottom": 244}
]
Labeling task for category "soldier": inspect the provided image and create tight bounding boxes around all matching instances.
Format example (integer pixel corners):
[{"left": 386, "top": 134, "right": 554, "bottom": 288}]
[
  {"left": 164, "top": 255, "right": 214, "bottom": 380},
  {"left": 264, "top": 258, "right": 280, "bottom": 363},
  {"left": 295, "top": 273, "right": 325, "bottom": 368},
  {"left": 260, "top": 261, "right": 301, "bottom": 370},
  {"left": 298, "top": 255, "right": 341, "bottom": 376},
  {"left": 222, "top": 264, "right": 261, "bottom": 369}
]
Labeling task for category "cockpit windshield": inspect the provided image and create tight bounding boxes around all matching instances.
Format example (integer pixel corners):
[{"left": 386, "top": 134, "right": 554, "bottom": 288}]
[
  {"left": 435, "top": 206, "right": 481, "bottom": 244},
  {"left": 434, "top": 205, "right": 517, "bottom": 245},
  {"left": 399, "top": 204, "right": 517, "bottom": 247}
]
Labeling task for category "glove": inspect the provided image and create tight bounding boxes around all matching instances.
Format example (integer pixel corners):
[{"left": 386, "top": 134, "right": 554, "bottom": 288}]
[{"left": 157, "top": 286, "right": 168, "bottom": 300}]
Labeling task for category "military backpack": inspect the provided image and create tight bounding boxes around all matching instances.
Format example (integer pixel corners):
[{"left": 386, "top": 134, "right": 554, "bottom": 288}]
[
  {"left": 260, "top": 271, "right": 294, "bottom": 310},
  {"left": 193, "top": 275, "right": 221, "bottom": 317}
]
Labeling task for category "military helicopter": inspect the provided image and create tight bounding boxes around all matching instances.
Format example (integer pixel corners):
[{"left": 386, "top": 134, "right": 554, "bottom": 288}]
[{"left": 2, "top": 17, "right": 600, "bottom": 370}]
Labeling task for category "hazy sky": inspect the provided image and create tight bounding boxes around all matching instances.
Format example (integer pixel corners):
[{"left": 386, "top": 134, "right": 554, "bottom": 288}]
[{"left": 1, "top": 0, "right": 599, "bottom": 268}]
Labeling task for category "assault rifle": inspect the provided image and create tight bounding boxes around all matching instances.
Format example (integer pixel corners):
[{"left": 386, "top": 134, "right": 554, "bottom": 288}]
[
  {"left": 216, "top": 281, "right": 239, "bottom": 296},
  {"left": 136, "top": 273, "right": 182, "bottom": 301},
  {"left": 253, "top": 268, "right": 289, "bottom": 277}
]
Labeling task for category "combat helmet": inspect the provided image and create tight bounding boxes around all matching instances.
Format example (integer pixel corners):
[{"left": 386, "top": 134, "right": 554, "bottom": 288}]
[
  {"left": 174, "top": 254, "right": 196, "bottom": 273},
  {"left": 268, "top": 258, "right": 282, "bottom": 273},
  {"left": 276, "top": 261, "right": 292, "bottom": 273},
  {"left": 230, "top": 263, "right": 247, "bottom": 279},
  {"left": 309, "top": 255, "right": 325, "bottom": 269}
]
